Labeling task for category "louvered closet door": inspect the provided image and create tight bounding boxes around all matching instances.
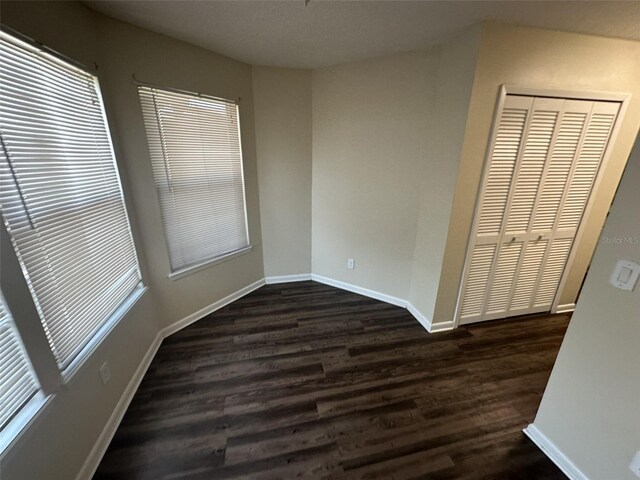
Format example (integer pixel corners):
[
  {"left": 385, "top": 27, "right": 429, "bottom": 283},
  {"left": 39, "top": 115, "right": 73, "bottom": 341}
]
[{"left": 459, "top": 94, "right": 620, "bottom": 325}]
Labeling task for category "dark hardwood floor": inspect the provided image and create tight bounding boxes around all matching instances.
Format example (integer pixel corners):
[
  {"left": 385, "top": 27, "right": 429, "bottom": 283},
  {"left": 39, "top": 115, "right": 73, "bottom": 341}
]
[{"left": 95, "top": 281, "right": 568, "bottom": 479}]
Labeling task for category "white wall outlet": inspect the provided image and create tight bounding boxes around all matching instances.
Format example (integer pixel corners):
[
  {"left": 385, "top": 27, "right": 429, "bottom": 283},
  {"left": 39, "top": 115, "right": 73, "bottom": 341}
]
[
  {"left": 347, "top": 258, "right": 355, "bottom": 270},
  {"left": 630, "top": 451, "right": 640, "bottom": 478},
  {"left": 99, "top": 362, "right": 111, "bottom": 385}
]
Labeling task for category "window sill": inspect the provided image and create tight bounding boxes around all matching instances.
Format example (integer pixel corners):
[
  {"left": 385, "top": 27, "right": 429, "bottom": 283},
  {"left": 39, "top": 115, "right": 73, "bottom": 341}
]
[
  {"left": 0, "top": 391, "right": 50, "bottom": 458},
  {"left": 62, "top": 284, "right": 148, "bottom": 382},
  {"left": 168, "top": 246, "right": 253, "bottom": 281},
  {"left": 0, "top": 284, "right": 147, "bottom": 459}
]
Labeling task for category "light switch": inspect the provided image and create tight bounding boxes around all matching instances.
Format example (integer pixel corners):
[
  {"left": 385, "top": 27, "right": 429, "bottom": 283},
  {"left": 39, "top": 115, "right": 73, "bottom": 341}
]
[
  {"left": 609, "top": 260, "right": 640, "bottom": 291},
  {"left": 618, "top": 266, "right": 633, "bottom": 284}
]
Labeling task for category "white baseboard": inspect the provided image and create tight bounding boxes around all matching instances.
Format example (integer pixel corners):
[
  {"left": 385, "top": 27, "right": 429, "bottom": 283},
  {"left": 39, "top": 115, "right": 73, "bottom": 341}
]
[
  {"left": 429, "top": 320, "right": 456, "bottom": 333},
  {"left": 406, "top": 303, "right": 432, "bottom": 332},
  {"left": 75, "top": 332, "right": 163, "bottom": 480},
  {"left": 406, "top": 303, "right": 455, "bottom": 333},
  {"left": 554, "top": 303, "right": 576, "bottom": 314},
  {"left": 265, "top": 274, "right": 312, "bottom": 284},
  {"left": 282, "top": 274, "right": 453, "bottom": 334},
  {"left": 523, "top": 424, "right": 588, "bottom": 480},
  {"left": 160, "top": 278, "right": 266, "bottom": 338},
  {"left": 266, "top": 273, "right": 451, "bottom": 334},
  {"left": 310, "top": 274, "right": 407, "bottom": 308},
  {"left": 78, "top": 274, "right": 445, "bottom": 479},
  {"left": 309, "top": 275, "right": 455, "bottom": 333},
  {"left": 77, "top": 278, "right": 267, "bottom": 480}
]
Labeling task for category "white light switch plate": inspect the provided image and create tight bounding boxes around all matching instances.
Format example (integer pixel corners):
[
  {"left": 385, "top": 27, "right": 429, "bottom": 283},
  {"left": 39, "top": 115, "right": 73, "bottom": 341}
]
[{"left": 609, "top": 260, "right": 640, "bottom": 291}]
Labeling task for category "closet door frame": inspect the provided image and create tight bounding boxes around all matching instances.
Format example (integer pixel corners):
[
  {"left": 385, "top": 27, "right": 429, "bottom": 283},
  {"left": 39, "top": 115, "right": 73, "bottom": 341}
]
[{"left": 453, "top": 85, "right": 630, "bottom": 328}]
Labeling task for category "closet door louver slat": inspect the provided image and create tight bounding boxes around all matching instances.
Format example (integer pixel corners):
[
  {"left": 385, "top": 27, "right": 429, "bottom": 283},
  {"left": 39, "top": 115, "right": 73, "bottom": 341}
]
[
  {"left": 534, "top": 237, "right": 574, "bottom": 308},
  {"left": 486, "top": 241, "right": 523, "bottom": 316},
  {"left": 459, "top": 94, "right": 620, "bottom": 325},
  {"left": 530, "top": 101, "right": 619, "bottom": 311},
  {"left": 459, "top": 95, "right": 530, "bottom": 322},
  {"left": 532, "top": 107, "right": 589, "bottom": 232},
  {"left": 476, "top": 98, "right": 530, "bottom": 238},
  {"left": 460, "top": 244, "right": 497, "bottom": 320},
  {"left": 558, "top": 103, "right": 618, "bottom": 231},
  {"left": 504, "top": 103, "right": 559, "bottom": 234},
  {"left": 510, "top": 239, "right": 548, "bottom": 312}
]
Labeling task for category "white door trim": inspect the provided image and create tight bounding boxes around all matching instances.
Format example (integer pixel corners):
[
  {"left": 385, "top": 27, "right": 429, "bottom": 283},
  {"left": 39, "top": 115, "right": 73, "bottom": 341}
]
[
  {"left": 453, "top": 85, "right": 510, "bottom": 328},
  {"left": 454, "top": 85, "right": 631, "bottom": 327},
  {"left": 550, "top": 92, "right": 631, "bottom": 313}
]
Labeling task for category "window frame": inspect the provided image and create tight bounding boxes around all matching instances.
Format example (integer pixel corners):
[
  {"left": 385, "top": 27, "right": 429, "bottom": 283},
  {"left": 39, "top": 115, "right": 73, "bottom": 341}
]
[
  {"left": 0, "top": 290, "right": 45, "bottom": 455},
  {"left": 0, "top": 27, "right": 147, "bottom": 454},
  {"left": 0, "top": 27, "right": 146, "bottom": 371},
  {"left": 137, "top": 83, "right": 252, "bottom": 278}
]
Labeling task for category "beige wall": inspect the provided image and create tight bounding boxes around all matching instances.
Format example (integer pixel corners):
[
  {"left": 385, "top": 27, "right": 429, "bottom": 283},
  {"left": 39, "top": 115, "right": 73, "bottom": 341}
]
[
  {"left": 532, "top": 135, "right": 640, "bottom": 479},
  {"left": 408, "top": 27, "right": 480, "bottom": 321},
  {"left": 0, "top": 1, "right": 264, "bottom": 479},
  {"left": 0, "top": 3, "right": 162, "bottom": 480},
  {"left": 96, "top": 16, "right": 264, "bottom": 328},
  {"left": 1, "top": 4, "right": 639, "bottom": 479},
  {"left": 433, "top": 23, "right": 640, "bottom": 325},
  {"left": 252, "top": 67, "right": 312, "bottom": 277},
  {"left": 311, "top": 49, "right": 440, "bottom": 299}
]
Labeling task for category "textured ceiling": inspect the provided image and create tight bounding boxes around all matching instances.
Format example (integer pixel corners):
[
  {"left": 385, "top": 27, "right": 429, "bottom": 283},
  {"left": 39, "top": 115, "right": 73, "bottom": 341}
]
[{"left": 84, "top": 1, "right": 640, "bottom": 69}]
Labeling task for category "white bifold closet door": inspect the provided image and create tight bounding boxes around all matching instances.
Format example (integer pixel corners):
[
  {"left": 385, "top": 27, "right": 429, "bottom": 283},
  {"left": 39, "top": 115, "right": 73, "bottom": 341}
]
[{"left": 459, "top": 94, "right": 620, "bottom": 324}]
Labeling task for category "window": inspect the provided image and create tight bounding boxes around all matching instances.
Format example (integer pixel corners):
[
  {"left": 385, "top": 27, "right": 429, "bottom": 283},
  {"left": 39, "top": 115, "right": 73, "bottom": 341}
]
[
  {"left": 0, "top": 31, "right": 143, "bottom": 370},
  {"left": 0, "top": 292, "right": 39, "bottom": 433},
  {"left": 138, "top": 86, "right": 250, "bottom": 273}
]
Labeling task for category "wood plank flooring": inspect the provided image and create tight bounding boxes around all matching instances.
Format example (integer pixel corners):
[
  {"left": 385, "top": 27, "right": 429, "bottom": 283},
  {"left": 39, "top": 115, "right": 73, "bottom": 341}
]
[{"left": 94, "top": 281, "right": 568, "bottom": 479}]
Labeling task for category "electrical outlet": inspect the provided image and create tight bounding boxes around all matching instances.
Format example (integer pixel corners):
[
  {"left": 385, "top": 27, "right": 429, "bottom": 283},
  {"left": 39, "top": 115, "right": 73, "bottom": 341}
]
[
  {"left": 630, "top": 451, "right": 640, "bottom": 478},
  {"left": 99, "top": 362, "right": 111, "bottom": 385},
  {"left": 347, "top": 258, "right": 355, "bottom": 270}
]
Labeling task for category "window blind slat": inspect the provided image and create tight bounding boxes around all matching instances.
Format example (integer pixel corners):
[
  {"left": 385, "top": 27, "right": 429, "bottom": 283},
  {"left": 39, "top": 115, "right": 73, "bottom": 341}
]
[
  {"left": 0, "top": 32, "right": 143, "bottom": 369},
  {"left": 0, "top": 293, "right": 39, "bottom": 431},
  {"left": 138, "top": 86, "right": 249, "bottom": 271}
]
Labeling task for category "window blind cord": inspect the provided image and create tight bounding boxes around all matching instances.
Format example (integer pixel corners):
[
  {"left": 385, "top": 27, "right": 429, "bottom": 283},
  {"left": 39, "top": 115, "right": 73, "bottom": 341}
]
[
  {"left": 150, "top": 92, "right": 175, "bottom": 194},
  {"left": 1, "top": 31, "right": 143, "bottom": 368},
  {"left": 138, "top": 86, "right": 249, "bottom": 272},
  {"left": 0, "top": 133, "right": 35, "bottom": 229}
]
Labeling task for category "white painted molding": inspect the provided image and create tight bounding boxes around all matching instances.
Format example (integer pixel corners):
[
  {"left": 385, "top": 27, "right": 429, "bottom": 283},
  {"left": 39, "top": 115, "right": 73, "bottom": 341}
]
[
  {"left": 76, "top": 277, "right": 266, "bottom": 480},
  {"left": 265, "top": 274, "right": 312, "bottom": 284},
  {"left": 406, "top": 303, "right": 432, "bottom": 332},
  {"left": 523, "top": 424, "right": 589, "bottom": 480},
  {"left": 428, "top": 320, "right": 456, "bottom": 333},
  {"left": 160, "top": 278, "right": 266, "bottom": 338},
  {"left": 272, "top": 273, "right": 455, "bottom": 333},
  {"left": 309, "top": 275, "right": 455, "bottom": 333},
  {"left": 310, "top": 274, "right": 407, "bottom": 308},
  {"left": 80, "top": 273, "right": 591, "bottom": 480},
  {"left": 267, "top": 274, "right": 455, "bottom": 334},
  {"left": 75, "top": 332, "right": 163, "bottom": 480},
  {"left": 553, "top": 303, "right": 576, "bottom": 314},
  {"left": 268, "top": 273, "right": 454, "bottom": 334},
  {"left": 77, "top": 274, "right": 444, "bottom": 479},
  {"left": 406, "top": 303, "right": 455, "bottom": 333}
]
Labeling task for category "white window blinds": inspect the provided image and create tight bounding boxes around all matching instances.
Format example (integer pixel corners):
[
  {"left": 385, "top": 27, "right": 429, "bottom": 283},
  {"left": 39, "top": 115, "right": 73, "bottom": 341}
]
[
  {"left": 138, "top": 86, "right": 249, "bottom": 272},
  {"left": 0, "top": 31, "right": 142, "bottom": 369},
  {"left": 0, "top": 292, "right": 38, "bottom": 431}
]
